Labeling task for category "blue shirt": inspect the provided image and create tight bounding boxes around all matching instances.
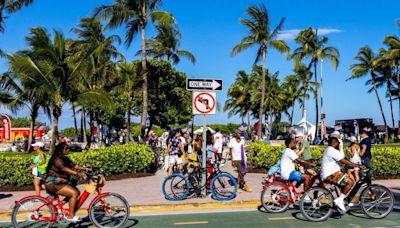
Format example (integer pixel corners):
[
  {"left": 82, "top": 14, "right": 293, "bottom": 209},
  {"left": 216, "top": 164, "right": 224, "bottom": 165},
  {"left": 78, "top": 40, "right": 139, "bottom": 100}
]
[{"left": 360, "top": 137, "right": 372, "bottom": 159}]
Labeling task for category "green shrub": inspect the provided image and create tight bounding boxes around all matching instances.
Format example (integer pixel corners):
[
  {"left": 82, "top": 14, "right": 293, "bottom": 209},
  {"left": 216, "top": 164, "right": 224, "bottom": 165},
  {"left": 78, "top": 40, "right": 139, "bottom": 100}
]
[
  {"left": 0, "top": 144, "right": 154, "bottom": 187},
  {"left": 248, "top": 142, "right": 400, "bottom": 177}
]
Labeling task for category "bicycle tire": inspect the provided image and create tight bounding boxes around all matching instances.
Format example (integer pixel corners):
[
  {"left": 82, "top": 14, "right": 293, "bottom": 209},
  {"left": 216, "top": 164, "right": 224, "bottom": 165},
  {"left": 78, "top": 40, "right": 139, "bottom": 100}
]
[
  {"left": 260, "top": 182, "right": 290, "bottom": 213},
  {"left": 299, "top": 187, "right": 334, "bottom": 222},
  {"left": 360, "top": 184, "right": 394, "bottom": 219},
  {"left": 11, "top": 196, "right": 55, "bottom": 228},
  {"left": 210, "top": 173, "right": 237, "bottom": 201},
  {"left": 162, "top": 173, "right": 189, "bottom": 201},
  {"left": 89, "top": 193, "right": 130, "bottom": 228}
]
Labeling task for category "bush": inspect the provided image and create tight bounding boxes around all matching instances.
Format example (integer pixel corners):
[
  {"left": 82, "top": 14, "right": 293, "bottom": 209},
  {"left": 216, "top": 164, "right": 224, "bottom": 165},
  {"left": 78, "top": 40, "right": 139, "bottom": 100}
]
[
  {"left": 248, "top": 142, "right": 400, "bottom": 177},
  {"left": 0, "top": 144, "right": 154, "bottom": 187}
]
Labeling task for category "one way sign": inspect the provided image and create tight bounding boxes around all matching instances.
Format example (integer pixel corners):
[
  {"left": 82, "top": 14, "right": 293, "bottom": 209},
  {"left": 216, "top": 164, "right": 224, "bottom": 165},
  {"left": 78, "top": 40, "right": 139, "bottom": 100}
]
[{"left": 186, "top": 78, "right": 223, "bottom": 91}]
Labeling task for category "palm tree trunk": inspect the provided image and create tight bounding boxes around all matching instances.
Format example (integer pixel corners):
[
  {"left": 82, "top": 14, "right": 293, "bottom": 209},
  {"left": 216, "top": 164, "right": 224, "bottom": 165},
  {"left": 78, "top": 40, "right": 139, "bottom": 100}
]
[
  {"left": 247, "top": 111, "right": 251, "bottom": 134},
  {"left": 290, "top": 104, "right": 295, "bottom": 126},
  {"left": 397, "top": 67, "right": 400, "bottom": 137},
  {"left": 258, "top": 46, "right": 266, "bottom": 140},
  {"left": 27, "top": 106, "right": 39, "bottom": 153},
  {"left": 72, "top": 104, "right": 78, "bottom": 141},
  {"left": 388, "top": 81, "right": 395, "bottom": 140},
  {"left": 314, "top": 62, "right": 319, "bottom": 141},
  {"left": 372, "top": 74, "right": 388, "bottom": 144},
  {"left": 49, "top": 106, "right": 61, "bottom": 154},
  {"left": 127, "top": 92, "right": 133, "bottom": 143},
  {"left": 140, "top": 20, "right": 148, "bottom": 143},
  {"left": 80, "top": 108, "right": 86, "bottom": 143}
]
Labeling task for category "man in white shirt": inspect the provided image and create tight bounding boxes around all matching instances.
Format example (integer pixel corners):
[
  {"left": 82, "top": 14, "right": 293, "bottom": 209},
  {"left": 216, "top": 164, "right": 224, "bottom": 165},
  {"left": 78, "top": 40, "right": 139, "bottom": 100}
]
[
  {"left": 321, "top": 137, "right": 365, "bottom": 212},
  {"left": 331, "top": 131, "right": 344, "bottom": 154},
  {"left": 281, "top": 138, "right": 317, "bottom": 192},
  {"left": 213, "top": 128, "right": 225, "bottom": 164},
  {"left": 229, "top": 130, "right": 251, "bottom": 192}
]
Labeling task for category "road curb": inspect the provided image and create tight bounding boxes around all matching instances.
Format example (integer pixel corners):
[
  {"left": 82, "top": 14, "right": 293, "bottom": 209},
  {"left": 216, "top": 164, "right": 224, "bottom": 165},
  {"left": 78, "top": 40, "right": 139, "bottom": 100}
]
[{"left": 0, "top": 200, "right": 261, "bottom": 222}]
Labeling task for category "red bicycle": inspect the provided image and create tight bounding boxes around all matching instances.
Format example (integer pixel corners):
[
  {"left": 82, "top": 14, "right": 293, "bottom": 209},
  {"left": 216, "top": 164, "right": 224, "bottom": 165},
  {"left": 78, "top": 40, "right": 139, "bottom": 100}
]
[
  {"left": 260, "top": 176, "right": 306, "bottom": 213},
  {"left": 11, "top": 171, "right": 129, "bottom": 228}
]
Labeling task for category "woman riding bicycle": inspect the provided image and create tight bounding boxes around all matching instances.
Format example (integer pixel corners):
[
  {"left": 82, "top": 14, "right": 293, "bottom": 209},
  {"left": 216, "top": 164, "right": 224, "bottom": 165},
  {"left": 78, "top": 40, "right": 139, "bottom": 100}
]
[{"left": 45, "top": 142, "right": 90, "bottom": 222}]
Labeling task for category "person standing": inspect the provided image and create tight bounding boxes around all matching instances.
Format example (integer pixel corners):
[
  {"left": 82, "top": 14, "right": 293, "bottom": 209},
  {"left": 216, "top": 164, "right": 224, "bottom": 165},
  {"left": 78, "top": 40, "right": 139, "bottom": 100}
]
[
  {"left": 347, "top": 136, "right": 361, "bottom": 183},
  {"left": 213, "top": 128, "right": 225, "bottom": 165},
  {"left": 229, "top": 130, "right": 251, "bottom": 192},
  {"left": 167, "top": 129, "right": 186, "bottom": 175},
  {"left": 30, "top": 142, "right": 48, "bottom": 196},
  {"left": 359, "top": 130, "right": 372, "bottom": 183},
  {"left": 296, "top": 133, "right": 317, "bottom": 176}
]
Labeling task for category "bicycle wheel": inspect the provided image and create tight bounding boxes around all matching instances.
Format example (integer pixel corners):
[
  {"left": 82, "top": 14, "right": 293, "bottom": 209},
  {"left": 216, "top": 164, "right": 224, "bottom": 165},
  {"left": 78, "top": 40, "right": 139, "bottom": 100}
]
[
  {"left": 11, "top": 196, "right": 55, "bottom": 228},
  {"left": 210, "top": 173, "right": 237, "bottom": 201},
  {"left": 260, "top": 182, "right": 290, "bottom": 213},
  {"left": 360, "top": 184, "right": 394, "bottom": 219},
  {"left": 162, "top": 173, "right": 189, "bottom": 201},
  {"left": 300, "top": 187, "right": 334, "bottom": 222},
  {"left": 89, "top": 193, "right": 130, "bottom": 228}
]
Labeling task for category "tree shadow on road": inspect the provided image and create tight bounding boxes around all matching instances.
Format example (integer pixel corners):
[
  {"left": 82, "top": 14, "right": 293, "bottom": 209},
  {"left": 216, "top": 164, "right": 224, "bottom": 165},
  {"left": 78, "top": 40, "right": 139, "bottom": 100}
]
[{"left": 64, "top": 218, "right": 139, "bottom": 227}]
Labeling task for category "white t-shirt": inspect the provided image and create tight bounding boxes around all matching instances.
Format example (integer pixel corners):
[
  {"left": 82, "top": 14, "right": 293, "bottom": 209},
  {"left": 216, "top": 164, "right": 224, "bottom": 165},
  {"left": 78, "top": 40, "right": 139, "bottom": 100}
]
[
  {"left": 213, "top": 132, "right": 224, "bottom": 152},
  {"left": 280, "top": 148, "right": 298, "bottom": 180},
  {"left": 229, "top": 138, "right": 245, "bottom": 161},
  {"left": 321, "top": 146, "right": 345, "bottom": 180}
]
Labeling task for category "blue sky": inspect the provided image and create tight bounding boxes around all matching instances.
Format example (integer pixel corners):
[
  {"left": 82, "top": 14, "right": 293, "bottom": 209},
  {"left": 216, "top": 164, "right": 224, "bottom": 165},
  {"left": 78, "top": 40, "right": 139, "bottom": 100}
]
[{"left": 0, "top": 0, "right": 399, "bottom": 129}]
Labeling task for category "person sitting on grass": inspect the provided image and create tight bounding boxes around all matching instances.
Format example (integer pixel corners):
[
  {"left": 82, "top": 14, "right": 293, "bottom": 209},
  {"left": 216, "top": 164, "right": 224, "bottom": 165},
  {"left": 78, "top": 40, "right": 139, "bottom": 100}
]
[{"left": 280, "top": 138, "right": 317, "bottom": 194}]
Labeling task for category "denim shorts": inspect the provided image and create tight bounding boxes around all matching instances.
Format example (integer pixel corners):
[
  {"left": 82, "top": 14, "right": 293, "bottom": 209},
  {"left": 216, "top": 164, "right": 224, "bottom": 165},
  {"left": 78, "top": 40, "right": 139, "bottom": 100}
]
[{"left": 288, "top": 170, "right": 302, "bottom": 182}]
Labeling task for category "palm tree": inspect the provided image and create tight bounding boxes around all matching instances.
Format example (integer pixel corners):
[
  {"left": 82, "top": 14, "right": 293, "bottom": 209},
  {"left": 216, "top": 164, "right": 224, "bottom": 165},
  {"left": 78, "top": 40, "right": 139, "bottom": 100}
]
[
  {"left": 348, "top": 47, "right": 389, "bottom": 143},
  {"left": 94, "top": 0, "right": 176, "bottom": 141},
  {"left": 231, "top": 4, "right": 289, "bottom": 140},
  {"left": 0, "top": 71, "right": 50, "bottom": 152},
  {"left": 224, "top": 70, "right": 254, "bottom": 132},
  {"left": 0, "top": 0, "right": 33, "bottom": 33},
  {"left": 114, "top": 62, "right": 143, "bottom": 142},
  {"left": 384, "top": 21, "right": 400, "bottom": 131},
  {"left": 290, "top": 28, "right": 339, "bottom": 139},
  {"left": 139, "top": 24, "right": 196, "bottom": 64}
]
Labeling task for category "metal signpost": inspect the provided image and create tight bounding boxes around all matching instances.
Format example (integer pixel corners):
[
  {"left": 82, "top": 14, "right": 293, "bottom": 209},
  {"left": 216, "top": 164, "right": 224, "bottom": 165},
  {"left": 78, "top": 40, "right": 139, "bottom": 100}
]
[{"left": 188, "top": 78, "right": 222, "bottom": 197}]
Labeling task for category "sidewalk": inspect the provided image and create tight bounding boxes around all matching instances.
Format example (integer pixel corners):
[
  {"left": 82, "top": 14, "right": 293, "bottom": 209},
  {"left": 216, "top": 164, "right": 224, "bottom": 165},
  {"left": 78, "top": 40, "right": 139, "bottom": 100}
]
[{"left": 1, "top": 162, "right": 399, "bottom": 216}]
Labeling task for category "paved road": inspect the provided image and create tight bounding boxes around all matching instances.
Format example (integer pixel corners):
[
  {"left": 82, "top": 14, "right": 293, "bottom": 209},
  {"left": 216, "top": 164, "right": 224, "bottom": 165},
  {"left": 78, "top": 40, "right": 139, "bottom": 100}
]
[{"left": 2, "top": 209, "right": 400, "bottom": 228}]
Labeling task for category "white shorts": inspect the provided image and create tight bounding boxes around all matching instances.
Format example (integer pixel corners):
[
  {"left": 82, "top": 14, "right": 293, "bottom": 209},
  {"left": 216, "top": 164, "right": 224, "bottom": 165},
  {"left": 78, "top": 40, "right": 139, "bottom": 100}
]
[{"left": 169, "top": 155, "right": 183, "bottom": 165}]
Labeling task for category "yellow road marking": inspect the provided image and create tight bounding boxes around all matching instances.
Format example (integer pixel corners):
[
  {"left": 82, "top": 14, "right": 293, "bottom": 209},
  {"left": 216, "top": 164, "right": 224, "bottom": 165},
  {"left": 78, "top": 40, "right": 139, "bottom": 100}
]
[
  {"left": 268, "top": 217, "right": 295, "bottom": 221},
  {"left": 174, "top": 221, "right": 209, "bottom": 225}
]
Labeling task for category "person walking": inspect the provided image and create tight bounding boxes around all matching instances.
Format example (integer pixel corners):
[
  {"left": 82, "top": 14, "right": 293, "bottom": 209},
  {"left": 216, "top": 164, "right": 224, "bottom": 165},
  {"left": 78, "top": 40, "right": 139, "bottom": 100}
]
[
  {"left": 167, "top": 128, "right": 186, "bottom": 175},
  {"left": 347, "top": 136, "right": 361, "bottom": 183},
  {"left": 359, "top": 130, "right": 372, "bottom": 183},
  {"left": 229, "top": 129, "right": 251, "bottom": 192},
  {"left": 213, "top": 128, "right": 225, "bottom": 165},
  {"left": 29, "top": 142, "right": 48, "bottom": 196}
]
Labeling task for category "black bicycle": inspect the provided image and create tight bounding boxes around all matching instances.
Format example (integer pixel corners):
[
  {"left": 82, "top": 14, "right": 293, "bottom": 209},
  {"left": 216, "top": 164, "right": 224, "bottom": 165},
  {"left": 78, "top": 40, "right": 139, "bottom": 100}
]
[
  {"left": 299, "top": 169, "right": 394, "bottom": 222},
  {"left": 162, "top": 160, "right": 237, "bottom": 201}
]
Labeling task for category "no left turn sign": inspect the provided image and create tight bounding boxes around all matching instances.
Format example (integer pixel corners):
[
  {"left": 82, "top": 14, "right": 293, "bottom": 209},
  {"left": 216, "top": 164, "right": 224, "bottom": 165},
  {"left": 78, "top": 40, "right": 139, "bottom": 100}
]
[{"left": 192, "top": 92, "right": 216, "bottom": 115}]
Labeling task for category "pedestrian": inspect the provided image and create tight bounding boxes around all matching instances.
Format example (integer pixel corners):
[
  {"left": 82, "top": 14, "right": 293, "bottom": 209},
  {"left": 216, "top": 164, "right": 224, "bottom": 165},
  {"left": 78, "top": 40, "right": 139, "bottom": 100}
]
[
  {"left": 229, "top": 129, "right": 251, "bottom": 192},
  {"left": 347, "top": 136, "right": 361, "bottom": 183},
  {"left": 213, "top": 128, "right": 225, "bottom": 165},
  {"left": 331, "top": 131, "right": 344, "bottom": 154},
  {"left": 29, "top": 142, "right": 48, "bottom": 196},
  {"left": 167, "top": 128, "right": 187, "bottom": 175},
  {"left": 359, "top": 130, "right": 372, "bottom": 183},
  {"left": 295, "top": 133, "right": 317, "bottom": 176}
]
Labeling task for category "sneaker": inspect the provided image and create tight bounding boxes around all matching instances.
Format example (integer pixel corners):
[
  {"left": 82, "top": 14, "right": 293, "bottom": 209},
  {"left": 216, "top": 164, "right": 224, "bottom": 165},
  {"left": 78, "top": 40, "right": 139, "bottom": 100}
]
[
  {"left": 303, "top": 195, "right": 312, "bottom": 203},
  {"left": 65, "top": 215, "right": 82, "bottom": 223},
  {"left": 334, "top": 197, "right": 347, "bottom": 212},
  {"left": 243, "top": 183, "right": 252, "bottom": 192}
]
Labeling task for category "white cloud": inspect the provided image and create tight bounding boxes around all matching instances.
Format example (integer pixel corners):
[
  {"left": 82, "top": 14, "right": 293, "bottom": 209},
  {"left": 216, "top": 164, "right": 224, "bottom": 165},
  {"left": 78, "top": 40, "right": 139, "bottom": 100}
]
[{"left": 277, "top": 28, "right": 342, "bottom": 41}]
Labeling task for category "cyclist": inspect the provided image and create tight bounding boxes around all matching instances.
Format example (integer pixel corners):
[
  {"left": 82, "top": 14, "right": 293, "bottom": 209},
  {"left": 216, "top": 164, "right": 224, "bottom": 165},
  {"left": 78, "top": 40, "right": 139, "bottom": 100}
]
[
  {"left": 45, "top": 142, "right": 90, "bottom": 222},
  {"left": 320, "top": 137, "right": 365, "bottom": 212},
  {"left": 295, "top": 133, "right": 317, "bottom": 177},
  {"left": 280, "top": 138, "right": 317, "bottom": 193}
]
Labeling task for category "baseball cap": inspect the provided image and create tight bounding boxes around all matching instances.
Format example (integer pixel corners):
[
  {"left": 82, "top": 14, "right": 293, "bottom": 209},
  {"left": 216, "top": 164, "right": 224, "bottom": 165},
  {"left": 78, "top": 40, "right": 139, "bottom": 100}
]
[
  {"left": 295, "top": 132, "right": 304, "bottom": 138},
  {"left": 331, "top": 131, "right": 340, "bottom": 136},
  {"left": 31, "top": 142, "right": 44, "bottom": 148},
  {"left": 349, "top": 136, "right": 357, "bottom": 143}
]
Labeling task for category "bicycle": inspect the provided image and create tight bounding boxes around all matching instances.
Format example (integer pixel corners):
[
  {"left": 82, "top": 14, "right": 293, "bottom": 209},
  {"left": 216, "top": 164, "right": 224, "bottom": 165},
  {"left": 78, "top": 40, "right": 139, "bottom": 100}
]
[
  {"left": 162, "top": 159, "right": 237, "bottom": 201},
  {"left": 260, "top": 175, "right": 304, "bottom": 213},
  {"left": 11, "top": 170, "right": 130, "bottom": 228},
  {"left": 299, "top": 169, "right": 395, "bottom": 222}
]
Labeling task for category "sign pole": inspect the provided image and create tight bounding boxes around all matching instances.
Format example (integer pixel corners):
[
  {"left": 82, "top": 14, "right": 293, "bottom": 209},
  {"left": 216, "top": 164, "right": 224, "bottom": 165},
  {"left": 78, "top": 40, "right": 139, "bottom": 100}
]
[{"left": 201, "top": 114, "right": 207, "bottom": 197}]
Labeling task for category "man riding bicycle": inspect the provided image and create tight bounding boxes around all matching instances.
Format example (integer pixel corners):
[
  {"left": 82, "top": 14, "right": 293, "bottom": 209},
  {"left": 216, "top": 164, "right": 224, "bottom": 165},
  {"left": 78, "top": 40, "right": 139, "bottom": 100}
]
[
  {"left": 280, "top": 138, "right": 317, "bottom": 193},
  {"left": 320, "top": 137, "right": 365, "bottom": 212}
]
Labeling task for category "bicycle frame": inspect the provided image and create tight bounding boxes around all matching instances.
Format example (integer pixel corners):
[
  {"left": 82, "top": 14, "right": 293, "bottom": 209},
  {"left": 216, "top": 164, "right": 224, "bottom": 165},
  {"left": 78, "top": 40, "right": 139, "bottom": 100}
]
[{"left": 262, "top": 180, "right": 303, "bottom": 203}]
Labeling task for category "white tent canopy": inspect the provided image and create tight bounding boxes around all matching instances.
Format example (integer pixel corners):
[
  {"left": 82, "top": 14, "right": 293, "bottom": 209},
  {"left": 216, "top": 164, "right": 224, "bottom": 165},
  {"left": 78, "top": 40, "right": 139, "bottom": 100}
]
[{"left": 294, "top": 116, "right": 316, "bottom": 141}]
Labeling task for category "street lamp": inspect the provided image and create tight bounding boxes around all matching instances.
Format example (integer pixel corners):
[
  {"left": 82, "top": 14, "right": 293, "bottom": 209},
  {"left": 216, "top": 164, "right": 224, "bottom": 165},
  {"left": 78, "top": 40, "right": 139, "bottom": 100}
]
[{"left": 320, "top": 58, "right": 325, "bottom": 139}]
